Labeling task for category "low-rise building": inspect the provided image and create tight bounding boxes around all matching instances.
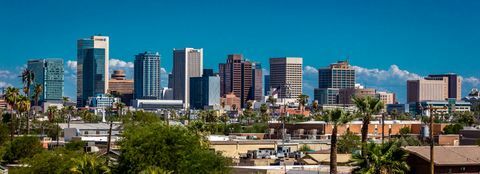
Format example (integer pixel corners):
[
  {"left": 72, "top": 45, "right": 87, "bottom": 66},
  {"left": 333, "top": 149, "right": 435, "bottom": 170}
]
[
  {"left": 404, "top": 146, "right": 480, "bottom": 174},
  {"left": 387, "top": 103, "right": 409, "bottom": 114},
  {"left": 459, "top": 127, "right": 480, "bottom": 145},
  {"left": 409, "top": 99, "right": 471, "bottom": 115},
  {"left": 131, "top": 99, "right": 184, "bottom": 111},
  {"left": 87, "top": 94, "right": 120, "bottom": 108}
]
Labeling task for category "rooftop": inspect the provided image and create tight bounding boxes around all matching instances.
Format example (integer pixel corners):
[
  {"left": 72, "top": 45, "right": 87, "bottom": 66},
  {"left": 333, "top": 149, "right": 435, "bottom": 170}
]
[{"left": 404, "top": 146, "right": 480, "bottom": 166}]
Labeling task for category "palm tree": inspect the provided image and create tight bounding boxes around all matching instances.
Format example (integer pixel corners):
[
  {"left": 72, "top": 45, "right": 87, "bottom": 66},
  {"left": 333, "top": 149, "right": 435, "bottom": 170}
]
[
  {"left": 140, "top": 166, "right": 172, "bottom": 174},
  {"left": 352, "top": 96, "right": 384, "bottom": 157},
  {"left": 267, "top": 95, "right": 277, "bottom": 118},
  {"left": 296, "top": 94, "right": 309, "bottom": 114},
  {"left": 322, "top": 109, "right": 354, "bottom": 174},
  {"left": 21, "top": 69, "right": 35, "bottom": 135},
  {"left": 351, "top": 141, "right": 409, "bottom": 174},
  {"left": 311, "top": 100, "right": 319, "bottom": 114},
  {"left": 115, "top": 102, "right": 126, "bottom": 117},
  {"left": 5, "top": 87, "right": 20, "bottom": 140},
  {"left": 33, "top": 84, "right": 42, "bottom": 108},
  {"left": 260, "top": 103, "right": 269, "bottom": 123},
  {"left": 17, "top": 95, "right": 30, "bottom": 135},
  {"left": 65, "top": 105, "right": 75, "bottom": 128},
  {"left": 70, "top": 154, "right": 111, "bottom": 174},
  {"left": 46, "top": 106, "right": 58, "bottom": 122}
]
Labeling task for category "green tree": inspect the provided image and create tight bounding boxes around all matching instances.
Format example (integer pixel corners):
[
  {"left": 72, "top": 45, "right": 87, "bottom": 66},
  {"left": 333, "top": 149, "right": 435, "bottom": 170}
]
[
  {"left": 70, "top": 154, "right": 111, "bottom": 174},
  {"left": 9, "top": 150, "right": 81, "bottom": 174},
  {"left": 259, "top": 103, "right": 269, "bottom": 123},
  {"left": 311, "top": 100, "right": 319, "bottom": 114},
  {"left": 140, "top": 166, "right": 173, "bottom": 174},
  {"left": 322, "top": 109, "right": 354, "bottom": 174},
  {"left": 453, "top": 112, "right": 476, "bottom": 126},
  {"left": 352, "top": 96, "right": 384, "bottom": 158},
  {"left": 2, "top": 136, "right": 44, "bottom": 163},
  {"left": 399, "top": 127, "right": 411, "bottom": 136},
  {"left": 337, "top": 130, "right": 361, "bottom": 154},
  {"left": 297, "top": 94, "right": 309, "bottom": 114},
  {"left": 5, "top": 87, "right": 20, "bottom": 140},
  {"left": 32, "top": 83, "right": 42, "bottom": 108},
  {"left": 16, "top": 95, "right": 31, "bottom": 134},
  {"left": 117, "top": 122, "right": 231, "bottom": 173},
  {"left": 0, "top": 123, "right": 9, "bottom": 146},
  {"left": 351, "top": 141, "right": 409, "bottom": 174},
  {"left": 21, "top": 69, "right": 35, "bottom": 135},
  {"left": 443, "top": 123, "right": 463, "bottom": 134},
  {"left": 299, "top": 144, "right": 312, "bottom": 152}
]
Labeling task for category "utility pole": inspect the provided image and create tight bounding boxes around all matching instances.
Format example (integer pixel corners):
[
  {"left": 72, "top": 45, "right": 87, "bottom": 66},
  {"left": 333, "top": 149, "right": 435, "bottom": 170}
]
[{"left": 429, "top": 104, "right": 434, "bottom": 174}]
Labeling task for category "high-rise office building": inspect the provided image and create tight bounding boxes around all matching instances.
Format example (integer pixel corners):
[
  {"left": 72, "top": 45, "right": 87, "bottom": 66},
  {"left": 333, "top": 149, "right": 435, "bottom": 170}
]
[
  {"left": 251, "top": 63, "right": 263, "bottom": 101},
  {"left": 264, "top": 75, "right": 270, "bottom": 95},
  {"left": 77, "top": 35, "right": 109, "bottom": 107},
  {"left": 27, "top": 58, "right": 64, "bottom": 104},
  {"left": 427, "top": 74, "right": 462, "bottom": 100},
  {"left": 318, "top": 61, "right": 355, "bottom": 89},
  {"left": 134, "top": 52, "right": 161, "bottom": 99},
  {"left": 172, "top": 48, "right": 203, "bottom": 108},
  {"left": 109, "top": 70, "right": 134, "bottom": 105},
  {"left": 190, "top": 69, "right": 220, "bottom": 109},
  {"left": 407, "top": 77, "right": 449, "bottom": 103},
  {"left": 315, "top": 60, "right": 355, "bottom": 105},
  {"left": 269, "top": 57, "right": 303, "bottom": 99},
  {"left": 219, "top": 54, "right": 253, "bottom": 107},
  {"left": 168, "top": 73, "right": 173, "bottom": 88}
]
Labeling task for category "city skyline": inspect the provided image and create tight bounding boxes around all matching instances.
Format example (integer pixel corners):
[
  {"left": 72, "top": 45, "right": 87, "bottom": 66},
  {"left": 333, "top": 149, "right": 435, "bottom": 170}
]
[{"left": 1, "top": 1, "right": 480, "bottom": 102}]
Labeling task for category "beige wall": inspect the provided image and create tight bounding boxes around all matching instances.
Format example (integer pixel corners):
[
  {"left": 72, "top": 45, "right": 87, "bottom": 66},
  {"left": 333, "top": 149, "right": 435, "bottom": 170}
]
[{"left": 211, "top": 141, "right": 329, "bottom": 159}]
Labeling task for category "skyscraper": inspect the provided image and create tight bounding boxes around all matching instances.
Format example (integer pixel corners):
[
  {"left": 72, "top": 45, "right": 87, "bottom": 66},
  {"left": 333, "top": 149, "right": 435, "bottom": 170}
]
[
  {"left": 264, "top": 75, "right": 270, "bottom": 95},
  {"left": 219, "top": 54, "right": 253, "bottom": 107},
  {"left": 427, "top": 74, "right": 462, "bottom": 100},
  {"left": 407, "top": 77, "right": 449, "bottom": 103},
  {"left": 251, "top": 63, "right": 263, "bottom": 101},
  {"left": 318, "top": 60, "right": 355, "bottom": 89},
  {"left": 190, "top": 69, "right": 220, "bottom": 109},
  {"left": 269, "top": 57, "right": 303, "bottom": 99},
  {"left": 134, "top": 52, "right": 161, "bottom": 99},
  {"left": 27, "top": 58, "right": 64, "bottom": 104},
  {"left": 172, "top": 48, "right": 203, "bottom": 108},
  {"left": 77, "top": 35, "right": 109, "bottom": 107},
  {"left": 314, "top": 60, "right": 355, "bottom": 105},
  {"left": 109, "top": 70, "right": 134, "bottom": 104}
]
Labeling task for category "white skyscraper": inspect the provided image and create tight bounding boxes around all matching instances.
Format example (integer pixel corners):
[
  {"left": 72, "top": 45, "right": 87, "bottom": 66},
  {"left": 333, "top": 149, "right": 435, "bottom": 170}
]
[{"left": 172, "top": 48, "right": 203, "bottom": 108}]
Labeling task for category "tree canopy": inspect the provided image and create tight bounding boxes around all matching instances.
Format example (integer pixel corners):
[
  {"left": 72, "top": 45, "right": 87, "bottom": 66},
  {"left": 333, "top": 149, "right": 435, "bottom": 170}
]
[{"left": 116, "top": 121, "right": 231, "bottom": 174}]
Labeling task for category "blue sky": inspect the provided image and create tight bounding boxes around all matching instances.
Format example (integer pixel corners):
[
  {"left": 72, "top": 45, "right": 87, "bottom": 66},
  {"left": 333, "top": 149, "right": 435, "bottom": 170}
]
[{"left": 0, "top": 0, "right": 479, "bottom": 102}]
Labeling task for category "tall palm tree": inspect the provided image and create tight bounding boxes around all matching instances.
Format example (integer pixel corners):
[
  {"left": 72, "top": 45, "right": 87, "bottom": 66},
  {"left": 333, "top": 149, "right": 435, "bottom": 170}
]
[
  {"left": 259, "top": 103, "right": 269, "bottom": 123},
  {"left": 115, "top": 102, "right": 126, "bottom": 117},
  {"left": 65, "top": 105, "right": 75, "bottom": 128},
  {"left": 5, "top": 87, "right": 20, "bottom": 140},
  {"left": 16, "top": 95, "right": 31, "bottom": 135},
  {"left": 351, "top": 141, "right": 409, "bottom": 174},
  {"left": 322, "top": 109, "right": 354, "bottom": 174},
  {"left": 70, "top": 154, "right": 111, "bottom": 174},
  {"left": 352, "top": 96, "right": 384, "bottom": 157},
  {"left": 33, "top": 83, "right": 42, "bottom": 108},
  {"left": 311, "top": 100, "right": 319, "bottom": 114},
  {"left": 46, "top": 105, "right": 58, "bottom": 123},
  {"left": 296, "top": 94, "right": 309, "bottom": 114},
  {"left": 20, "top": 69, "right": 35, "bottom": 135},
  {"left": 267, "top": 95, "right": 277, "bottom": 118}
]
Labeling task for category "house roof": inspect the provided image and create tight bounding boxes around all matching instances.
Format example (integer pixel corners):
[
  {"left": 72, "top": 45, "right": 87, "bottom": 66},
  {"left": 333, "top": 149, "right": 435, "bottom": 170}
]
[
  {"left": 303, "top": 154, "right": 351, "bottom": 164},
  {"left": 404, "top": 146, "right": 480, "bottom": 166}
]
